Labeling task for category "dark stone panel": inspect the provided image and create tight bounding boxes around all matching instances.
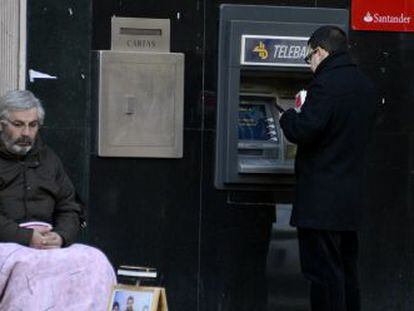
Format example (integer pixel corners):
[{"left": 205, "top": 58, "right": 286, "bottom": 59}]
[
  {"left": 316, "top": 0, "right": 349, "bottom": 8},
  {"left": 27, "top": 0, "right": 91, "bottom": 240},
  {"left": 40, "top": 128, "right": 89, "bottom": 199},
  {"left": 346, "top": 26, "right": 414, "bottom": 311},
  {"left": 405, "top": 173, "right": 414, "bottom": 309},
  {"left": 88, "top": 129, "right": 201, "bottom": 311},
  {"left": 411, "top": 135, "right": 414, "bottom": 172},
  {"left": 361, "top": 169, "right": 413, "bottom": 311},
  {"left": 350, "top": 32, "right": 406, "bottom": 66},
  {"left": 92, "top": 0, "right": 114, "bottom": 50},
  {"left": 350, "top": 32, "right": 414, "bottom": 134},
  {"left": 366, "top": 133, "right": 409, "bottom": 171},
  {"left": 27, "top": 0, "right": 91, "bottom": 129},
  {"left": 181, "top": 54, "right": 204, "bottom": 129},
  {"left": 202, "top": 2, "right": 220, "bottom": 131},
  {"left": 199, "top": 130, "right": 276, "bottom": 311},
  {"left": 28, "top": 77, "right": 90, "bottom": 129},
  {"left": 213, "top": 0, "right": 316, "bottom": 7},
  {"left": 40, "top": 128, "right": 90, "bottom": 243},
  {"left": 199, "top": 203, "right": 275, "bottom": 311},
  {"left": 372, "top": 66, "right": 412, "bottom": 133},
  {"left": 267, "top": 206, "right": 309, "bottom": 311}
]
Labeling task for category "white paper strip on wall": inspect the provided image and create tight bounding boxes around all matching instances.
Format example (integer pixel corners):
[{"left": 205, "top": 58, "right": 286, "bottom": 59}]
[{"left": 28, "top": 69, "right": 58, "bottom": 83}]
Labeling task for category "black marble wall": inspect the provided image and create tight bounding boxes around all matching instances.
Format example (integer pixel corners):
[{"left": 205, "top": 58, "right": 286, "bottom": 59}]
[
  {"left": 27, "top": 0, "right": 414, "bottom": 310},
  {"left": 26, "top": 0, "right": 91, "bottom": 240}
]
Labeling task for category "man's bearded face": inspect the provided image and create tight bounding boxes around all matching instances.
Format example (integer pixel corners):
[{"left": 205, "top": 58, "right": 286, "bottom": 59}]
[{"left": 0, "top": 107, "right": 40, "bottom": 155}]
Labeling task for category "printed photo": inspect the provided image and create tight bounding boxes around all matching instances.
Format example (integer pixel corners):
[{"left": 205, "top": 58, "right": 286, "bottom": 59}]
[{"left": 108, "top": 285, "right": 158, "bottom": 311}]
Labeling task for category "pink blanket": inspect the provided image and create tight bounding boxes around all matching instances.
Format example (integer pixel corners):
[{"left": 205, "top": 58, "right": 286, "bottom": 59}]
[{"left": 0, "top": 243, "right": 116, "bottom": 310}]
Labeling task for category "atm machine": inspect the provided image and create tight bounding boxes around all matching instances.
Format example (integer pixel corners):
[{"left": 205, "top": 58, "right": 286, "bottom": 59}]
[{"left": 215, "top": 4, "right": 348, "bottom": 191}]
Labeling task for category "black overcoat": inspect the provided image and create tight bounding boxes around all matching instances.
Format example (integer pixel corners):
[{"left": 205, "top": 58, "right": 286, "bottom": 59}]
[{"left": 279, "top": 52, "right": 377, "bottom": 231}]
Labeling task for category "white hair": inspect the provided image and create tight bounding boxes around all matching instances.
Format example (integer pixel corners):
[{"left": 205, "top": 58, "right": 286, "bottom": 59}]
[{"left": 0, "top": 90, "right": 45, "bottom": 124}]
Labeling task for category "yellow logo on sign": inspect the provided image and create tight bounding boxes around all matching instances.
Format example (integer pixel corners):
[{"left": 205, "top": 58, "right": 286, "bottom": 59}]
[{"left": 252, "top": 41, "right": 268, "bottom": 60}]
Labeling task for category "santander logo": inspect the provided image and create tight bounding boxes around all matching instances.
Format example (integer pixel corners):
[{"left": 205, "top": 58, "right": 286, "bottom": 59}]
[
  {"left": 364, "top": 12, "right": 374, "bottom": 23},
  {"left": 363, "top": 11, "right": 411, "bottom": 24}
]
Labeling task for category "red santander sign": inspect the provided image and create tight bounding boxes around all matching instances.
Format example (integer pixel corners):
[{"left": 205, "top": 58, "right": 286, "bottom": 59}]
[{"left": 352, "top": 0, "right": 414, "bottom": 32}]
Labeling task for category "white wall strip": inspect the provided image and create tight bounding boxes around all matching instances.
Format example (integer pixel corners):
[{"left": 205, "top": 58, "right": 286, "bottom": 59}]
[{"left": 0, "top": 0, "right": 26, "bottom": 96}]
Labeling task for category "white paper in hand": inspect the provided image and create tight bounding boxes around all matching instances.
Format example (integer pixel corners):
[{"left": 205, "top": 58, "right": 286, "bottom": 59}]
[{"left": 295, "top": 89, "right": 307, "bottom": 112}]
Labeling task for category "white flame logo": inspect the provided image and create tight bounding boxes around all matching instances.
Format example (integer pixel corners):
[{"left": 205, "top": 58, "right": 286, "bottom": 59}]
[{"left": 364, "top": 12, "right": 374, "bottom": 23}]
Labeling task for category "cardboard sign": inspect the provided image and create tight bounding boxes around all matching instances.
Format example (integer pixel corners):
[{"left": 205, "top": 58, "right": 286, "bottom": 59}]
[
  {"left": 351, "top": 0, "right": 414, "bottom": 32},
  {"left": 107, "top": 285, "right": 168, "bottom": 311}
]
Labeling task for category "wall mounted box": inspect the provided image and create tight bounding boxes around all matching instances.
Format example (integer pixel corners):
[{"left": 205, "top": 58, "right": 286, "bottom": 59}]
[{"left": 94, "top": 50, "right": 184, "bottom": 158}]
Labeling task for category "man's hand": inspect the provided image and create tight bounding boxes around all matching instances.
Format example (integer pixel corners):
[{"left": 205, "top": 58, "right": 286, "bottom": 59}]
[
  {"left": 29, "top": 230, "right": 63, "bottom": 249},
  {"left": 29, "top": 230, "right": 45, "bottom": 249},
  {"left": 40, "top": 232, "right": 63, "bottom": 249}
]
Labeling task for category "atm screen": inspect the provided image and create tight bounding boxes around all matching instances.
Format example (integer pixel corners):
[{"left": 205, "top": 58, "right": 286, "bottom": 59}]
[{"left": 238, "top": 103, "right": 269, "bottom": 140}]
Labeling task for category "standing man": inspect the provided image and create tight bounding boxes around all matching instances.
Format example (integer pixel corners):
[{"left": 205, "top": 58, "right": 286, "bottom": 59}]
[{"left": 279, "top": 26, "right": 377, "bottom": 310}]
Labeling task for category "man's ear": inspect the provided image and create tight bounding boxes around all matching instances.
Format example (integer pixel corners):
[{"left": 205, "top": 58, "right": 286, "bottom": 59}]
[
  {"left": 319, "top": 47, "right": 330, "bottom": 59},
  {"left": 0, "top": 120, "right": 6, "bottom": 131}
]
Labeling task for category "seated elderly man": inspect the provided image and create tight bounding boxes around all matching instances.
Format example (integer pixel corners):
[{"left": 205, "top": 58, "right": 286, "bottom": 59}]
[{"left": 0, "top": 90, "right": 115, "bottom": 310}]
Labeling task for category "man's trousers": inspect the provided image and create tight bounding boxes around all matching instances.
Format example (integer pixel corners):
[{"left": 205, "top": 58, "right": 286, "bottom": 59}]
[{"left": 297, "top": 228, "right": 360, "bottom": 311}]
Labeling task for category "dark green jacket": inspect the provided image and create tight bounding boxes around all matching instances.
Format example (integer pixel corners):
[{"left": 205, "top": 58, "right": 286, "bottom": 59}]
[{"left": 0, "top": 137, "right": 81, "bottom": 246}]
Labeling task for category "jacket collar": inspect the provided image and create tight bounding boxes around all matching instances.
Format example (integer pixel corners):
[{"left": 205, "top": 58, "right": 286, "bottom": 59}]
[{"left": 314, "top": 51, "right": 355, "bottom": 76}]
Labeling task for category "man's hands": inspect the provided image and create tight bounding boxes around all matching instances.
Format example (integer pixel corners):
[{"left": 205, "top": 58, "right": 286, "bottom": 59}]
[
  {"left": 41, "top": 232, "right": 63, "bottom": 249},
  {"left": 29, "top": 230, "right": 45, "bottom": 249},
  {"left": 29, "top": 230, "right": 63, "bottom": 249}
]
